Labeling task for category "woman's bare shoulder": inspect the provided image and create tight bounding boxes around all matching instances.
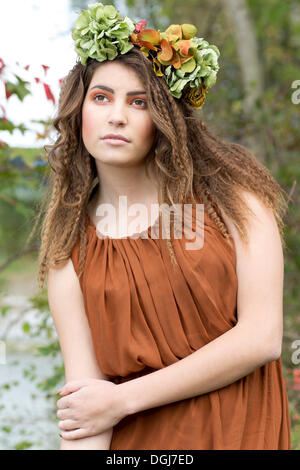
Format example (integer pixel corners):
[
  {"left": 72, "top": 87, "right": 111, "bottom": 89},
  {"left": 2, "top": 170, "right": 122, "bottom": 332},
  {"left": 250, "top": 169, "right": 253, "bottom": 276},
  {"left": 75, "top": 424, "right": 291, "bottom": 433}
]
[{"left": 218, "top": 189, "right": 273, "bottom": 241}]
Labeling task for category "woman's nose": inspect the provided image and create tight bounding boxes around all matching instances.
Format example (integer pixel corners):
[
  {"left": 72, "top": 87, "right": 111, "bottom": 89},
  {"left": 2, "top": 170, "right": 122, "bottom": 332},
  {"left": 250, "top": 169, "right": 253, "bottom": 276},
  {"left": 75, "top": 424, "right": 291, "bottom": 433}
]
[
  {"left": 108, "top": 116, "right": 127, "bottom": 126},
  {"left": 108, "top": 104, "right": 128, "bottom": 126}
]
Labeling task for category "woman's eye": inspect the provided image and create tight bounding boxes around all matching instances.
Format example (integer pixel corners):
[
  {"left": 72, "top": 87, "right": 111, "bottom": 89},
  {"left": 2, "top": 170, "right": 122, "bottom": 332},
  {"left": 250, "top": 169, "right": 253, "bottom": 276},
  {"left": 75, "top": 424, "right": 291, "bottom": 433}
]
[
  {"left": 93, "top": 94, "right": 107, "bottom": 102},
  {"left": 132, "top": 98, "right": 147, "bottom": 107},
  {"left": 92, "top": 94, "right": 147, "bottom": 107}
]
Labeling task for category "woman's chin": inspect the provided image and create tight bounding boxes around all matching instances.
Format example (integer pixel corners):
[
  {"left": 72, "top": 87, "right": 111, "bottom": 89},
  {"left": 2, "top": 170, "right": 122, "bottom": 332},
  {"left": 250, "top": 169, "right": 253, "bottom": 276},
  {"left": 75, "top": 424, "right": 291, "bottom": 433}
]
[{"left": 95, "top": 154, "right": 141, "bottom": 167}]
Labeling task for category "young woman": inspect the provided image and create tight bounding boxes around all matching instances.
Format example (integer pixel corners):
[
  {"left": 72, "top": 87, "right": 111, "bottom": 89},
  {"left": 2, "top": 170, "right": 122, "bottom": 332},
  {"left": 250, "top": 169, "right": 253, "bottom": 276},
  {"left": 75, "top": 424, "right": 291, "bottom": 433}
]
[{"left": 33, "top": 5, "right": 291, "bottom": 450}]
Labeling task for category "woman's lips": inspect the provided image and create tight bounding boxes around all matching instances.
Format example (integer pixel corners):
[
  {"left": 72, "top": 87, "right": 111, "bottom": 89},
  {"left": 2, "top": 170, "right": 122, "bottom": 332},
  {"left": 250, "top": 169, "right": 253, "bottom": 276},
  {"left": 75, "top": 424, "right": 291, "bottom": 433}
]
[{"left": 102, "top": 138, "right": 130, "bottom": 146}]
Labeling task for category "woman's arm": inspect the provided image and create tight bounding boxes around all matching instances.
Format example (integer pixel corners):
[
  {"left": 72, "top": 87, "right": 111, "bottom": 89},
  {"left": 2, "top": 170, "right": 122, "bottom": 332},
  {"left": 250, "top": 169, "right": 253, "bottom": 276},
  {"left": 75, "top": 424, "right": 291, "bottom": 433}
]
[
  {"left": 118, "top": 191, "right": 284, "bottom": 415},
  {"left": 119, "top": 321, "right": 280, "bottom": 416},
  {"left": 47, "top": 258, "right": 113, "bottom": 450},
  {"left": 60, "top": 429, "right": 113, "bottom": 450}
]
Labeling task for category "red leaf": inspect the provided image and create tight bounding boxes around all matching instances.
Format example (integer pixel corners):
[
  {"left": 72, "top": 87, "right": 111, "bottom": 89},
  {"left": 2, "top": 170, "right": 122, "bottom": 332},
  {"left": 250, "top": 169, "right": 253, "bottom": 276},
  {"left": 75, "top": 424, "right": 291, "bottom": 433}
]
[
  {"left": 24, "top": 65, "right": 30, "bottom": 71},
  {"left": 0, "top": 58, "right": 5, "bottom": 74},
  {"left": 0, "top": 104, "right": 7, "bottom": 120},
  {"left": 41, "top": 64, "right": 50, "bottom": 75},
  {"left": 4, "top": 82, "right": 12, "bottom": 100},
  {"left": 43, "top": 82, "right": 55, "bottom": 105},
  {"left": 34, "top": 77, "right": 41, "bottom": 83}
]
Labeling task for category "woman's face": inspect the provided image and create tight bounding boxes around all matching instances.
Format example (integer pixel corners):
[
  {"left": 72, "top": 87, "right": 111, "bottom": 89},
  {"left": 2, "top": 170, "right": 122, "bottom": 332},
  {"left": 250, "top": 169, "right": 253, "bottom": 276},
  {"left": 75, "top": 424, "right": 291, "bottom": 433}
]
[{"left": 82, "top": 61, "right": 156, "bottom": 168}]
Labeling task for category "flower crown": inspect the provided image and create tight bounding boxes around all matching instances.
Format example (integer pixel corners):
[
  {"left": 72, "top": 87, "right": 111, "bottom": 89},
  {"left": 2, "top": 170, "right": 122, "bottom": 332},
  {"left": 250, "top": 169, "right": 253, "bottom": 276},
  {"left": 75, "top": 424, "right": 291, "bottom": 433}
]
[{"left": 72, "top": 2, "right": 220, "bottom": 109}]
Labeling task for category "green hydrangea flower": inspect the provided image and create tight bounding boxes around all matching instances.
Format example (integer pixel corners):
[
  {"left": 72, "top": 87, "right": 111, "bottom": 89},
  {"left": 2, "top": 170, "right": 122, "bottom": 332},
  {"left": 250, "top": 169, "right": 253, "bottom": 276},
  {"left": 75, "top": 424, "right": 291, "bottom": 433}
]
[
  {"left": 72, "top": 3, "right": 135, "bottom": 65},
  {"left": 164, "top": 38, "right": 220, "bottom": 99}
]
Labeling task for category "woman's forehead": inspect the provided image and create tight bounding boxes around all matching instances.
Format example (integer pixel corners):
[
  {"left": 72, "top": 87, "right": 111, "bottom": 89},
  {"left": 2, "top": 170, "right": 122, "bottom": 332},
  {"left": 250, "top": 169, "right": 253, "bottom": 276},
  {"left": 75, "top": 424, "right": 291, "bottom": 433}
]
[{"left": 90, "top": 62, "right": 143, "bottom": 89}]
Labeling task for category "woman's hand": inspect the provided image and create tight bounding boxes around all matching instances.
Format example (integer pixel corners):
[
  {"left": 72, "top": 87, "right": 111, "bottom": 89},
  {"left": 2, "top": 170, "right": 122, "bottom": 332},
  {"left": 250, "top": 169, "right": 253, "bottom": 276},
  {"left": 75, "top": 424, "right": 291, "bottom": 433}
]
[{"left": 56, "top": 378, "right": 127, "bottom": 440}]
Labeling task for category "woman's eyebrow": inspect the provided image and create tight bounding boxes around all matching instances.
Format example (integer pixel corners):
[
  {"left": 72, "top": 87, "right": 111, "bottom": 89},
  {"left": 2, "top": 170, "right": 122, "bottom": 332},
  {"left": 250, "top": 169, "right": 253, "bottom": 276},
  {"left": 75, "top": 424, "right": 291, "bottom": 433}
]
[{"left": 90, "top": 84, "right": 146, "bottom": 95}]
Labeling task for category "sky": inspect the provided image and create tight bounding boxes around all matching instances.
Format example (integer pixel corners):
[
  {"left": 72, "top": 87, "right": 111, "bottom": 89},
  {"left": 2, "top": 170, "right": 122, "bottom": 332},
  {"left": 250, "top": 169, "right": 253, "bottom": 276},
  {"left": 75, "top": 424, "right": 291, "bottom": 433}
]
[{"left": 0, "top": 0, "right": 83, "bottom": 147}]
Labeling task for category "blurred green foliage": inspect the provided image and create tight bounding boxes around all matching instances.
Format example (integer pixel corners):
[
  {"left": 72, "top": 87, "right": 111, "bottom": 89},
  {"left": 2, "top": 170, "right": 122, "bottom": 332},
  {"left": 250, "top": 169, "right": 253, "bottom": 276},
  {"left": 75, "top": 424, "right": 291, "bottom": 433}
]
[{"left": 0, "top": 145, "right": 48, "bottom": 256}]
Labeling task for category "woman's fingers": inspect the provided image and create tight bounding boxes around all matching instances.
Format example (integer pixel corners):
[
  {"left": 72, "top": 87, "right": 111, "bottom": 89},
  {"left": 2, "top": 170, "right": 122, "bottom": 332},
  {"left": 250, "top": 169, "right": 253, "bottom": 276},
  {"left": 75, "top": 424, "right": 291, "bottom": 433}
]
[
  {"left": 59, "top": 428, "right": 87, "bottom": 440},
  {"left": 58, "top": 419, "right": 79, "bottom": 431},
  {"left": 56, "top": 397, "right": 71, "bottom": 409},
  {"left": 56, "top": 407, "right": 76, "bottom": 420}
]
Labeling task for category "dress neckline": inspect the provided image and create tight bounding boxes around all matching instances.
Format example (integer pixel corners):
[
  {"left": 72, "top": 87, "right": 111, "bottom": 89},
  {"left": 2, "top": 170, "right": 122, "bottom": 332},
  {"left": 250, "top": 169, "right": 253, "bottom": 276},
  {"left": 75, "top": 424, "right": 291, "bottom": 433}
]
[
  {"left": 86, "top": 212, "right": 161, "bottom": 240},
  {"left": 86, "top": 199, "right": 206, "bottom": 241}
]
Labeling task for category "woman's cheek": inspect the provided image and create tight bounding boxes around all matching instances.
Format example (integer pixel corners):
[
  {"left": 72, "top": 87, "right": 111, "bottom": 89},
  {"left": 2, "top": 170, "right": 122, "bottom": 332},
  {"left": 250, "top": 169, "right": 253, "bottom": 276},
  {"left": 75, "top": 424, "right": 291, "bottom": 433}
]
[
  {"left": 82, "top": 107, "right": 96, "bottom": 142},
  {"left": 138, "top": 117, "right": 156, "bottom": 143}
]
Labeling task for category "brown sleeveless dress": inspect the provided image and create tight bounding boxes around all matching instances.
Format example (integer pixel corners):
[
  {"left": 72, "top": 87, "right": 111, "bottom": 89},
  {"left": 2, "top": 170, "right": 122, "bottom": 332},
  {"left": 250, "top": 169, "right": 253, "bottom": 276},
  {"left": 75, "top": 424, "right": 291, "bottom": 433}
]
[{"left": 70, "top": 201, "right": 291, "bottom": 450}]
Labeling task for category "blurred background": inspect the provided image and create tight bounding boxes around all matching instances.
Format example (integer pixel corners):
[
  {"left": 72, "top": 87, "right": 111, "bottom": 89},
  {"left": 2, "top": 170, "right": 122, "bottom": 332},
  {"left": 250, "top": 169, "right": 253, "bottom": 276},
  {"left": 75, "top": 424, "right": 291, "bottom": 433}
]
[{"left": 0, "top": 0, "right": 299, "bottom": 450}]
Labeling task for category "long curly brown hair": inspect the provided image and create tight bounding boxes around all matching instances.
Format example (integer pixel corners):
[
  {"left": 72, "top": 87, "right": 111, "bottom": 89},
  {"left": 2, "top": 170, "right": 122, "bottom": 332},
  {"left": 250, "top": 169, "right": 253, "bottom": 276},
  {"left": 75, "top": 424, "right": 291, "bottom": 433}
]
[{"left": 27, "top": 46, "right": 289, "bottom": 292}]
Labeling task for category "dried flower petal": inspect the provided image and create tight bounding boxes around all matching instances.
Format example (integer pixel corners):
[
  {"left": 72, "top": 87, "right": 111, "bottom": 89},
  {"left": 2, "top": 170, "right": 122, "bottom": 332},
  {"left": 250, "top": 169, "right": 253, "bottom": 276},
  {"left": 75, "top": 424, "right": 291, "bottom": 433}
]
[{"left": 182, "top": 84, "right": 208, "bottom": 109}]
